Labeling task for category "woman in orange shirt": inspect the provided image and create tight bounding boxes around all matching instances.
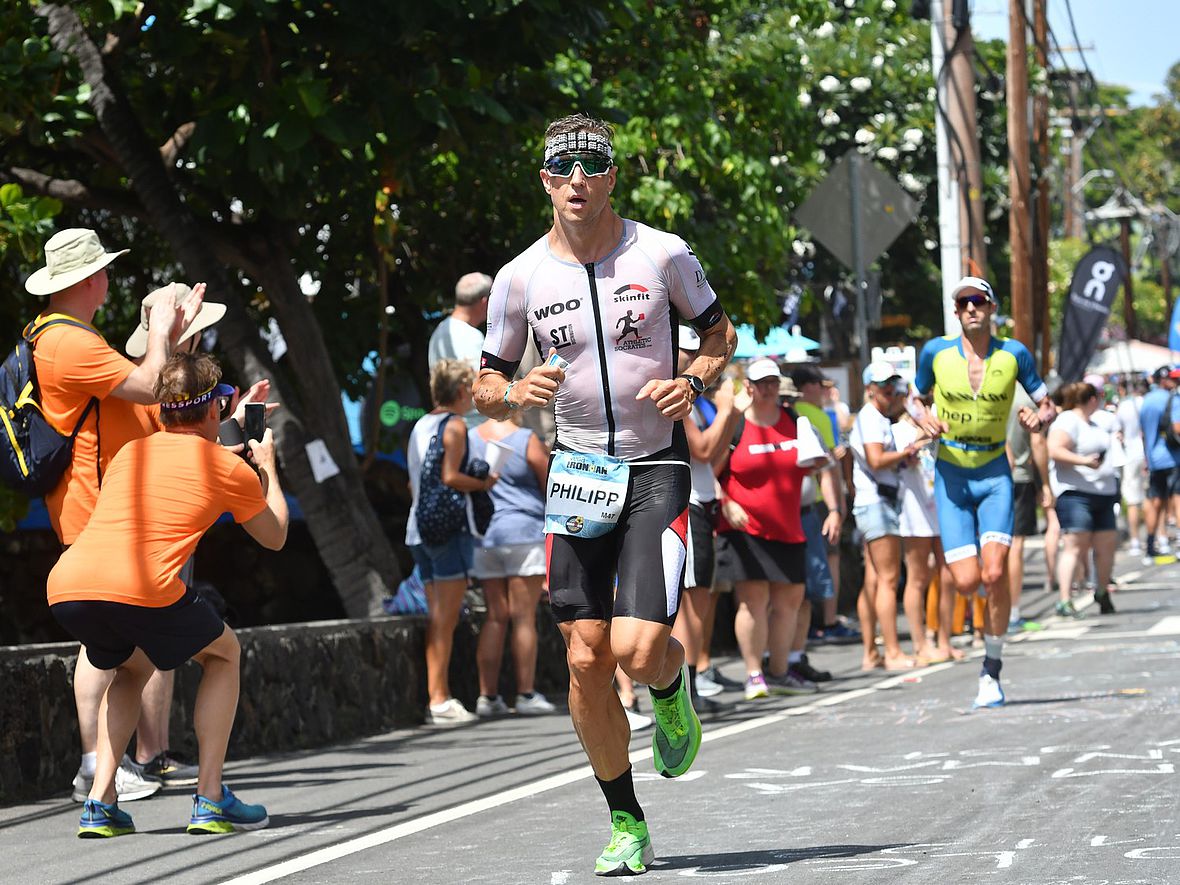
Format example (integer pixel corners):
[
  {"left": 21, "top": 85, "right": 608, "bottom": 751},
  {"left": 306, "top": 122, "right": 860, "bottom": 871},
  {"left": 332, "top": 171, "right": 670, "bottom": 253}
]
[{"left": 48, "top": 352, "right": 288, "bottom": 839}]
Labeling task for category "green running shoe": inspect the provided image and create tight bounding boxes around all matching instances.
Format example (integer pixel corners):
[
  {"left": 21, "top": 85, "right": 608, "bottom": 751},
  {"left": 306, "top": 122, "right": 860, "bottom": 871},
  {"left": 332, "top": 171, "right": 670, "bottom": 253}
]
[
  {"left": 594, "top": 811, "right": 654, "bottom": 876},
  {"left": 649, "top": 663, "right": 702, "bottom": 779}
]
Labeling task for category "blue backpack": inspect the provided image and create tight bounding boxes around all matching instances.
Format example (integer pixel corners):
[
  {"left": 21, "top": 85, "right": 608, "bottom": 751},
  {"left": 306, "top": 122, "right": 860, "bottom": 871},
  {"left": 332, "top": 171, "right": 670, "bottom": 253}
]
[{"left": 0, "top": 316, "right": 100, "bottom": 496}]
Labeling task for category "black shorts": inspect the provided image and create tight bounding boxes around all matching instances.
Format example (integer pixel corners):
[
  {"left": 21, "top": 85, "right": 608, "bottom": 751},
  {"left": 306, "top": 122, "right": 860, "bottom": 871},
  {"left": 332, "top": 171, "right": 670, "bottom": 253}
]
[
  {"left": 51, "top": 586, "right": 226, "bottom": 671},
  {"left": 683, "top": 501, "right": 718, "bottom": 590},
  {"left": 1012, "top": 481, "right": 1039, "bottom": 537},
  {"left": 715, "top": 531, "right": 806, "bottom": 585},
  {"left": 1147, "top": 466, "right": 1180, "bottom": 500},
  {"left": 546, "top": 457, "right": 690, "bottom": 626}
]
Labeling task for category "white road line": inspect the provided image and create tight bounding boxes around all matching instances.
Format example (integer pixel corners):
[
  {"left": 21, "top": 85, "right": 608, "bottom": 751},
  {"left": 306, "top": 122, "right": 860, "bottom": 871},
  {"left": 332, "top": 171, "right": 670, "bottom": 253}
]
[
  {"left": 217, "top": 671, "right": 943, "bottom": 885},
  {"left": 1146, "top": 616, "right": 1180, "bottom": 636}
]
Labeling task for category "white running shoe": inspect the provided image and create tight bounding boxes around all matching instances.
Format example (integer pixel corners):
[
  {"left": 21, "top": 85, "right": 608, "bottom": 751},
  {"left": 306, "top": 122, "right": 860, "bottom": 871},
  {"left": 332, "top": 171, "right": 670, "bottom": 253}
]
[
  {"left": 973, "top": 674, "right": 1006, "bottom": 709},
  {"left": 1128, "top": 539, "right": 1142, "bottom": 556},
  {"left": 695, "top": 671, "right": 724, "bottom": 698},
  {"left": 514, "top": 692, "right": 556, "bottom": 715},
  {"left": 428, "top": 698, "right": 477, "bottom": 725},
  {"left": 71, "top": 754, "right": 162, "bottom": 803},
  {"left": 475, "top": 695, "right": 510, "bottom": 718}
]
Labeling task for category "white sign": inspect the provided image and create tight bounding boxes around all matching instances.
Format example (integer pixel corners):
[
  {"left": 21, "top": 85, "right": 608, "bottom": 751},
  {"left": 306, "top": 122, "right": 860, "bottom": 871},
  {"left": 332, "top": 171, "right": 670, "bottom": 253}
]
[{"left": 304, "top": 438, "right": 340, "bottom": 483}]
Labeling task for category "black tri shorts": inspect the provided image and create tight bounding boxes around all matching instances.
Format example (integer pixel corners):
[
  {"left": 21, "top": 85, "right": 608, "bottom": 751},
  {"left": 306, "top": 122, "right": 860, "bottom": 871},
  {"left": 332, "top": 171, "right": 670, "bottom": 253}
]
[
  {"left": 51, "top": 585, "right": 226, "bottom": 671},
  {"left": 546, "top": 454, "right": 691, "bottom": 626}
]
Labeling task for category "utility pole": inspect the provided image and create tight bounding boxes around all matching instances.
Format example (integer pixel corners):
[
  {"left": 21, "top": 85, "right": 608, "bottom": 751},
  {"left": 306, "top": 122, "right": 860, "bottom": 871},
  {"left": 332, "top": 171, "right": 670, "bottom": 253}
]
[
  {"left": 1007, "top": 0, "right": 1035, "bottom": 350},
  {"left": 1031, "top": 0, "right": 1052, "bottom": 373},
  {"left": 930, "top": 0, "right": 963, "bottom": 335},
  {"left": 1120, "top": 216, "right": 1138, "bottom": 340},
  {"left": 945, "top": 2, "right": 986, "bottom": 274}
]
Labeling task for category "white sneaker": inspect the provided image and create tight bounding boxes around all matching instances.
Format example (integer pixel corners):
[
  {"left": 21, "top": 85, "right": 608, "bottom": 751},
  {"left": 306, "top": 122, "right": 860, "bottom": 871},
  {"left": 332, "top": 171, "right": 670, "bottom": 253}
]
[
  {"left": 1158, "top": 538, "right": 1172, "bottom": 555},
  {"left": 71, "top": 754, "right": 163, "bottom": 803},
  {"left": 695, "top": 671, "right": 724, "bottom": 698},
  {"left": 475, "top": 695, "right": 510, "bottom": 718},
  {"left": 1128, "top": 540, "right": 1142, "bottom": 556},
  {"left": 623, "top": 706, "right": 652, "bottom": 732},
  {"left": 427, "top": 698, "right": 477, "bottom": 725},
  {"left": 514, "top": 692, "right": 556, "bottom": 715},
  {"left": 973, "top": 674, "right": 1006, "bottom": 709}
]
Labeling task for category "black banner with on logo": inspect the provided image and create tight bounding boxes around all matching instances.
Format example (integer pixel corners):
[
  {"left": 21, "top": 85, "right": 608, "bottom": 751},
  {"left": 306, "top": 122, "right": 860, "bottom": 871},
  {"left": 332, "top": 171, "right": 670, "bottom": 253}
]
[{"left": 1056, "top": 245, "right": 1126, "bottom": 383}]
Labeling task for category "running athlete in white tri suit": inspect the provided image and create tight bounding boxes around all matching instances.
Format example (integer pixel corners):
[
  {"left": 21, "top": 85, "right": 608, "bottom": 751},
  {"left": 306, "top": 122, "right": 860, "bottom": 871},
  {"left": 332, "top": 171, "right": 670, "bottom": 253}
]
[{"left": 474, "top": 113, "right": 737, "bottom": 877}]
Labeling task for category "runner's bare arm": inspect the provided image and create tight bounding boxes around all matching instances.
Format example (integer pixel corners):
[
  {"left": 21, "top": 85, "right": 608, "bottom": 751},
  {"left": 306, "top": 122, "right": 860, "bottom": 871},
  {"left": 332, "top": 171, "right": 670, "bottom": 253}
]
[
  {"left": 474, "top": 348, "right": 565, "bottom": 420},
  {"left": 637, "top": 314, "right": 738, "bottom": 422}
]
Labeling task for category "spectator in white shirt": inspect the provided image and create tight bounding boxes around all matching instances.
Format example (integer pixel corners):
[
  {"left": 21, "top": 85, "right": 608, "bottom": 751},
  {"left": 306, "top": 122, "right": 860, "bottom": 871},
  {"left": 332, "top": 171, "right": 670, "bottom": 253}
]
[{"left": 428, "top": 272, "right": 492, "bottom": 371}]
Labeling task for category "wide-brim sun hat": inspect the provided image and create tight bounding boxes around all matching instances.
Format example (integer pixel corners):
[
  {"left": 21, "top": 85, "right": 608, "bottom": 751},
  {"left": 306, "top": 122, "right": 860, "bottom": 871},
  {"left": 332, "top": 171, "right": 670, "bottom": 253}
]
[
  {"left": 24, "top": 228, "right": 129, "bottom": 296},
  {"left": 125, "top": 282, "right": 226, "bottom": 358}
]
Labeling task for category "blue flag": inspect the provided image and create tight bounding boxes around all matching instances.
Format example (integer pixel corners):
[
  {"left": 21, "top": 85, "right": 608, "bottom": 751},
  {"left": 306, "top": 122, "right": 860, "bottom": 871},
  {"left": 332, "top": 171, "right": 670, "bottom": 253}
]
[{"left": 1169, "top": 298, "right": 1180, "bottom": 354}]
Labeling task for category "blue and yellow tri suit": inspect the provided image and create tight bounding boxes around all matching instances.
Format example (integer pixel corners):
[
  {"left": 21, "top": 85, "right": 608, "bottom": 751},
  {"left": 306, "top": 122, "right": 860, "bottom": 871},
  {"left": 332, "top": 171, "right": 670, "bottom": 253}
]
[{"left": 914, "top": 335, "right": 1048, "bottom": 563}]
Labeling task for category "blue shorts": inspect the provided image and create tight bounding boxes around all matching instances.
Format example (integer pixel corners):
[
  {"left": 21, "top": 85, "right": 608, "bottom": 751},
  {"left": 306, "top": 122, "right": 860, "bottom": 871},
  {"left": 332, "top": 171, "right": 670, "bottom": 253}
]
[
  {"left": 410, "top": 533, "right": 474, "bottom": 583},
  {"left": 800, "top": 505, "right": 835, "bottom": 602},
  {"left": 1055, "top": 490, "right": 1118, "bottom": 534},
  {"left": 934, "top": 456, "right": 1013, "bottom": 564},
  {"left": 853, "top": 497, "right": 902, "bottom": 543}
]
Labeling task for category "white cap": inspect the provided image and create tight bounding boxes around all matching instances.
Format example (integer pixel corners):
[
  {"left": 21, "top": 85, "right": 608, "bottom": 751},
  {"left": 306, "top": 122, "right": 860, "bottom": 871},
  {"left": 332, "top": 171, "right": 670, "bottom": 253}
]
[
  {"left": 678, "top": 325, "right": 701, "bottom": 352},
  {"left": 747, "top": 358, "right": 782, "bottom": 382},
  {"left": 950, "top": 275, "right": 997, "bottom": 303},
  {"left": 863, "top": 361, "right": 901, "bottom": 385}
]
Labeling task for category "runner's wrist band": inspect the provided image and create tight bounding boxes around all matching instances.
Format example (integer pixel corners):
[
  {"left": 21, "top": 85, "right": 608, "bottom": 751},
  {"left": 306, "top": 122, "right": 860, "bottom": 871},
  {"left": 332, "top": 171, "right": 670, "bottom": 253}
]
[{"left": 504, "top": 381, "right": 519, "bottom": 410}]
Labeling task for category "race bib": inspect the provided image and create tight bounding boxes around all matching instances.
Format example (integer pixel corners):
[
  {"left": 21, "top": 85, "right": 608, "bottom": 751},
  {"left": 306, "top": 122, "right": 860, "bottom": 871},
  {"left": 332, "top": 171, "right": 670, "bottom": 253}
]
[{"left": 544, "top": 451, "right": 630, "bottom": 538}]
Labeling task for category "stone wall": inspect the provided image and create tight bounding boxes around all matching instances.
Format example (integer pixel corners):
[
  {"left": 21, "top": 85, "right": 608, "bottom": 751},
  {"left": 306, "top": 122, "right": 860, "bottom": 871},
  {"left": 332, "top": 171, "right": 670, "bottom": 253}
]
[{"left": 0, "top": 609, "right": 570, "bottom": 806}]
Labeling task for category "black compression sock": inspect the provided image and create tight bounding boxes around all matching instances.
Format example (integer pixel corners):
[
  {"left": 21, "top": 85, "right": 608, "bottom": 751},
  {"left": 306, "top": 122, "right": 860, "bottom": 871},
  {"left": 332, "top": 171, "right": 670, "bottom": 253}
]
[
  {"left": 650, "top": 669, "right": 683, "bottom": 699},
  {"left": 596, "top": 767, "right": 644, "bottom": 821},
  {"left": 687, "top": 665, "right": 698, "bottom": 700},
  {"left": 981, "top": 656, "right": 1002, "bottom": 680}
]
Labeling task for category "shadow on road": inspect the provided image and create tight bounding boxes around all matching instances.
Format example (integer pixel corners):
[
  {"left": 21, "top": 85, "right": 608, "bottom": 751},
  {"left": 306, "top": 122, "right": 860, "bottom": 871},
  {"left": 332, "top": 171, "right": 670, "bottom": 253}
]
[{"left": 652, "top": 843, "right": 912, "bottom": 873}]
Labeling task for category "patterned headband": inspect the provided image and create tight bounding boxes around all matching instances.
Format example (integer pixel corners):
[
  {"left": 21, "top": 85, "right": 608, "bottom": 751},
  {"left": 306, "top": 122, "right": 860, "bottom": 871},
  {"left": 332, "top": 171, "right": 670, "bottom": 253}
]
[
  {"left": 159, "top": 382, "right": 232, "bottom": 411},
  {"left": 544, "top": 131, "right": 614, "bottom": 163}
]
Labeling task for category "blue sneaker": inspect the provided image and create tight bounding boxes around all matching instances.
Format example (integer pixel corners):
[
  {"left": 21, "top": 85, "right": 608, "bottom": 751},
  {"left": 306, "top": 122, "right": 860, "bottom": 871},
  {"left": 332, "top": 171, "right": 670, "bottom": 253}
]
[
  {"left": 187, "top": 785, "right": 269, "bottom": 834},
  {"left": 78, "top": 798, "right": 134, "bottom": 838}
]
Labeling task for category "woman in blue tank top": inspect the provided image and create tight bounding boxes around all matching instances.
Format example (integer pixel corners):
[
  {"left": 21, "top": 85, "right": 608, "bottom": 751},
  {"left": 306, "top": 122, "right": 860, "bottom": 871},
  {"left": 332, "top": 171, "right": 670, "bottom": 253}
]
[{"left": 468, "top": 414, "right": 557, "bottom": 717}]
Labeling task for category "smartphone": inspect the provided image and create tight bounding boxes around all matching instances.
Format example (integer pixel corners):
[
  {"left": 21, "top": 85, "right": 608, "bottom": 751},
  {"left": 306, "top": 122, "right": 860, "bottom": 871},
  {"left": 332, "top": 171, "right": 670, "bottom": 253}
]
[{"left": 244, "top": 403, "right": 265, "bottom": 443}]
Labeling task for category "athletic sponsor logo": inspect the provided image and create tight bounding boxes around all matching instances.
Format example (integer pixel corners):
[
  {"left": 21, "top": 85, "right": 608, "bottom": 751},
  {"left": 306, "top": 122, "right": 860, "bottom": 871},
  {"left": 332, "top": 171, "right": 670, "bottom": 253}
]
[
  {"left": 941, "top": 390, "right": 1007, "bottom": 404},
  {"left": 550, "top": 323, "right": 576, "bottom": 349},
  {"left": 614, "top": 309, "right": 652, "bottom": 351},
  {"left": 533, "top": 298, "right": 582, "bottom": 321},
  {"left": 694, "top": 269, "right": 706, "bottom": 288},
  {"left": 565, "top": 515, "right": 584, "bottom": 534},
  {"left": 613, "top": 283, "right": 650, "bottom": 303}
]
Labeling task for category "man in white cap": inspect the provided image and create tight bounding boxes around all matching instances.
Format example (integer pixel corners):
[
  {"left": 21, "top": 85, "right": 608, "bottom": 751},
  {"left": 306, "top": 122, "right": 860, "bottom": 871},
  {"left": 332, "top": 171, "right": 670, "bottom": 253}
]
[
  {"left": 23, "top": 228, "right": 207, "bottom": 800},
  {"left": 913, "top": 276, "right": 1055, "bottom": 708}
]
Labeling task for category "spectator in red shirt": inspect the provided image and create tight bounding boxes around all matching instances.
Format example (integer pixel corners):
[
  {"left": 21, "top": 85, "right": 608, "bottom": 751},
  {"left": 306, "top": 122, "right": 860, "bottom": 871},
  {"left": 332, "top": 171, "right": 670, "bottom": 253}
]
[{"left": 715, "top": 359, "right": 828, "bottom": 700}]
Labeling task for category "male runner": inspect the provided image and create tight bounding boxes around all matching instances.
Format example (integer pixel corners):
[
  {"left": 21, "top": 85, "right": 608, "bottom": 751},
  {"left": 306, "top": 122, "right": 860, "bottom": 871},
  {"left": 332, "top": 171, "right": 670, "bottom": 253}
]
[
  {"left": 474, "top": 113, "right": 736, "bottom": 876},
  {"left": 914, "top": 277, "right": 1054, "bottom": 708}
]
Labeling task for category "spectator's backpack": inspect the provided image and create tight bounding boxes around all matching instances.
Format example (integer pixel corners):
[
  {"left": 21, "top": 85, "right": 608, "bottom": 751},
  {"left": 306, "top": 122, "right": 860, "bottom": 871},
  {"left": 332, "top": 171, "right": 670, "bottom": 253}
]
[
  {"left": 417, "top": 413, "right": 470, "bottom": 546},
  {"left": 1161, "top": 392, "right": 1180, "bottom": 449},
  {"left": 0, "top": 316, "right": 99, "bottom": 496}
]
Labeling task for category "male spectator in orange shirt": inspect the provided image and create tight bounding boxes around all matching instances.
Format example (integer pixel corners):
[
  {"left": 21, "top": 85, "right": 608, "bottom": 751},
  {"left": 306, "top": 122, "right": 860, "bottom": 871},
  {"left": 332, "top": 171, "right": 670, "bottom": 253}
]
[{"left": 24, "top": 228, "right": 208, "bottom": 800}]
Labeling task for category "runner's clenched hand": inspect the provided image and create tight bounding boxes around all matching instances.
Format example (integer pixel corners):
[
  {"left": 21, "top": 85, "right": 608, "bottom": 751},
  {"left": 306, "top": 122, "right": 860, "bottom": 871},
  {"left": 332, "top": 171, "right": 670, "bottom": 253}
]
[
  {"left": 636, "top": 377, "right": 693, "bottom": 421},
  {"left": 509, "top": 348, "right": 566, "bottom": 410}
]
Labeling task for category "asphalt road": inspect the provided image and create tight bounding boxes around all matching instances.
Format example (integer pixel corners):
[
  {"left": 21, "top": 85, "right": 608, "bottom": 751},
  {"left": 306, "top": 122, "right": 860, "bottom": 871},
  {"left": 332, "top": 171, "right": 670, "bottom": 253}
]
[{"left": 3, "top": 543, "right": 1178, "bottom": 885}]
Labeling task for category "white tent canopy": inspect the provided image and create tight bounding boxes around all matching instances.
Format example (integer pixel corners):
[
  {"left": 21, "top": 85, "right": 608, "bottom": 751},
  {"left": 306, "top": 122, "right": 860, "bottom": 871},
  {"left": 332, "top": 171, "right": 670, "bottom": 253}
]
[{"left": 1086, "top": 339, "right": 1175, "bottom": 376}]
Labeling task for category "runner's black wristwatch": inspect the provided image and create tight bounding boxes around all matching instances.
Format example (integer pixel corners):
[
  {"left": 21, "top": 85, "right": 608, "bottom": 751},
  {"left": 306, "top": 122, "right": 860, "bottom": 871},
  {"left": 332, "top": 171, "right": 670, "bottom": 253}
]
[{"left": 678, "top": 374, "right": 705, "bottom": 401}]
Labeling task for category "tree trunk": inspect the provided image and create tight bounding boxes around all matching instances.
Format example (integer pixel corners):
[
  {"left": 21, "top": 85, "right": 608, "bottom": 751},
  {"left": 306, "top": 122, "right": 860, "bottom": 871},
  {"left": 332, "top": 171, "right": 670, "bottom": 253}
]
[{"left": 40, "top": 4, "right": 400, "bottom": 616}]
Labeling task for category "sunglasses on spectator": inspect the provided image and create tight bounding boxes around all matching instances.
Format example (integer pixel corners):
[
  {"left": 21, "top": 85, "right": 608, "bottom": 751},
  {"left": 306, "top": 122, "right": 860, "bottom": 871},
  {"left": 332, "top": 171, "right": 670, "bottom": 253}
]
[
  {"left": 955, "top": 293, "right": 990, "bottom": 310},
  {"left": 543, "top": 153, "right": 613, "bottom": 177}
]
